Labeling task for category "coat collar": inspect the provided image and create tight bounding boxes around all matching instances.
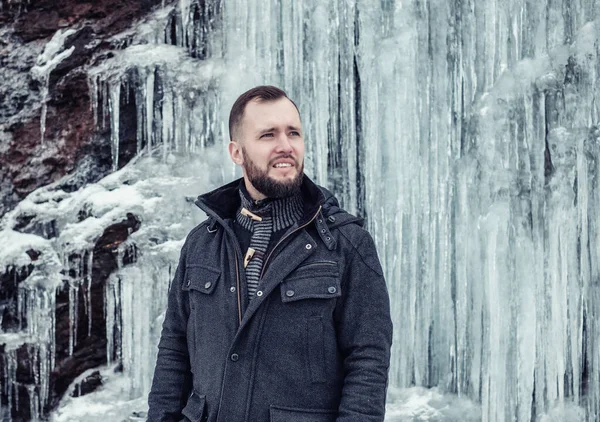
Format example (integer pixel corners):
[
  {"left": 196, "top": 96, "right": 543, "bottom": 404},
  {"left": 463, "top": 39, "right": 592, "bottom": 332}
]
[{"left": 195, "top": 174, "right": 328, "bottom": 222}]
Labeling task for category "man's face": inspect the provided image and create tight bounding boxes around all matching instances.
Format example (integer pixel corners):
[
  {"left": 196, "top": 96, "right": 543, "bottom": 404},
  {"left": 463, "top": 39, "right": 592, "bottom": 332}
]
[{"left": 229, "top": 97, "right": 305, "bottom": 199}]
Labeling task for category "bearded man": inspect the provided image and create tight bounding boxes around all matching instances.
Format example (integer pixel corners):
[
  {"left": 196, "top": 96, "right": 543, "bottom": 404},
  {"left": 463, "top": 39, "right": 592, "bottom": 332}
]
[{"left": 148, "top": 86, "right": 393, "bottom": 422}]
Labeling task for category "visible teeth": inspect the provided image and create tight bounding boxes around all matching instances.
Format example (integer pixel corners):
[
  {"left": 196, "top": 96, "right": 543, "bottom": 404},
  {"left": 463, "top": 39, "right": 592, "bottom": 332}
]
[{"left": 274, "top": 163, "right": 292, "bottom": 168}]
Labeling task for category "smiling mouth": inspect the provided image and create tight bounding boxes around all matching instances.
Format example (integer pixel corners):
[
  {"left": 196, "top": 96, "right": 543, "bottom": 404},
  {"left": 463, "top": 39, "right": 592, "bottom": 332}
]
[{"left": 273, "top": 163, "right": 293, "bottom": 168}]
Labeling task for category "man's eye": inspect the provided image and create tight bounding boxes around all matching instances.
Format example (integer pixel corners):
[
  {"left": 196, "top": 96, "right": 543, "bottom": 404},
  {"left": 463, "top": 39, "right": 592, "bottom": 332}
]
[
  {"left": 290, "top": 131, "right": 300, "bottom": 136},
  {"left": 260, "top": 133, "right": 274, "bottom": 138}
]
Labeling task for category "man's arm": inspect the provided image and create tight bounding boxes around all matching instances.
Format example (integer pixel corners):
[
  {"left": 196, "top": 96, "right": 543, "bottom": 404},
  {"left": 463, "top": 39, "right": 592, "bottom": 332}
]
[
  {"left": 147, "top": 240, "right": 193, "bottom": 422},
  {"left": 335, "top": 230, "right": 393, "bottom": 422}
]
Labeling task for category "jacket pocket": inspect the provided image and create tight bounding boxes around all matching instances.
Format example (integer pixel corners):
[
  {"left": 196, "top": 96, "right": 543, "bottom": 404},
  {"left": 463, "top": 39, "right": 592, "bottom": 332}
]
[
  {"left": 280, "top": 261, "right": 341, "bottom": 303},
  {"left": 183, "top": 265, "right": 220, "bottom": 295},
  {"left": 270, "top": 405, "right": 337, "bottom": 422},
  {"left": 180, "top": 391, "right": 207, "bottom": 422},
  {"left": 286, "top": 260, "right": 338, "bottom": 279}
]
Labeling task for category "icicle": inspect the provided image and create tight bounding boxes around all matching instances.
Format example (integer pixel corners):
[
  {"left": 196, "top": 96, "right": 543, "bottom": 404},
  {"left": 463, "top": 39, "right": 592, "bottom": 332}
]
[
  {"left": 109, "top": 81, "right": 121, "bottom": 171},
  {"left": 145, "top": 70, "right": 155, "bottom": 154},
  {"left": 68, "top": 279, "right": 79, "bottom": 356},
  {"left": 39, "top": 80, "right": 49, "bottom": 144},
  {"left": 114, "top": 276, "right": 122, "bottom": 363},
  {"left": 105, "top": 276, "right": 116, "bottom": 364},
  {"left": 174, "top": 93, "right": 184, "bottom": 154},
  {"left": 90, "top": 75, "right": 99, "bottom": 127},
  {"left": 101, "top": 81, "right": 109, "bottom": 130},
  {"left": 27, "top": 383, "right": 39, "bottom": 421},
  {"left": 161, "top": 87, "right": 174, "bottom": 161},
  {"left": 180, "top": 0, "right": 190, "bottom": 45},
  {"left": 17, "top": 287, "right": 25, "bottom": 331},
  {"left": 63, "top": 253, "right": 82, "bottom": 357},
  {"left": 135, "top": 78, "right": 145, "bottom": 156},
  {"left": 5, "top": 350, "right": 17, "bottom": 420},
  {"left": 121, "top": 268, "right": 134, "bottom": 394},
  {"left": 116, "top": 244, "right": 124, "bottom": 269},
  {"left": 37, "top": 342, "right": 50, "bottom": 415},
  {"left": 86, "top": 250, "right": 93, "bottom": 337}
]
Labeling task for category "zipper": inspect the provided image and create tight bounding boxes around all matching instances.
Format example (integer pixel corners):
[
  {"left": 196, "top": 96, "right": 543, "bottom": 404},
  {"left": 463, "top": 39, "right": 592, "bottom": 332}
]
[
  {"left": 259, "top": 206, "right": 322, "bottom": 280},
  {"left": 233, "top": 249, "right": 242, "bottom": 325}
]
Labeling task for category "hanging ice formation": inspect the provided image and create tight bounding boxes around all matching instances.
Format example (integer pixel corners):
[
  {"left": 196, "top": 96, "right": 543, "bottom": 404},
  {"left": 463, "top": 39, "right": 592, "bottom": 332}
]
[
  {"left": 88, "top": 4, "right": 224, "bottom": 172},
  {"left": 30, "top": 28, "right": 77, "bottom": 144},
  {"left": 1, "top": 0, "right": 600, "bottom": 421},
  {"left": 0, "top": 230, "right": 62, "bottom": 421}
]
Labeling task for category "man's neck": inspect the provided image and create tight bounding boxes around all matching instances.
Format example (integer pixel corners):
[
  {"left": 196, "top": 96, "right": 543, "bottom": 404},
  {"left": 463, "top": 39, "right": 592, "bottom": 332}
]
[{"left": 243, "top": 179, "right": 266, "bottom": 202}]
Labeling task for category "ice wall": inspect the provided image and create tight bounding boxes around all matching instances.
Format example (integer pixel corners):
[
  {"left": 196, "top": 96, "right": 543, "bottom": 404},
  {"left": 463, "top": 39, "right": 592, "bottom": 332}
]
[
  {"left": 2, "top": 0, "right": 600, "bottom": 420},
  {"left": 211, "top": 0, "right": 600, "bottom": 418},
  {"left": 355, "top": 3, "right": 600, "bottom": 421}
]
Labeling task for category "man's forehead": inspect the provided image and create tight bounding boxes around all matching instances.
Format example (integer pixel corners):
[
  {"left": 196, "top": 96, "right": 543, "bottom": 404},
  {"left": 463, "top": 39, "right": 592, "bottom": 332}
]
[{"left": 243, "top": 98, "right": 301, "bottom": 128}]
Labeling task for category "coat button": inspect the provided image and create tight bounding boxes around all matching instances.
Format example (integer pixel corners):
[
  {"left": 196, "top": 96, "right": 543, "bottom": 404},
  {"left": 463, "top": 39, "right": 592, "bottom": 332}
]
[
  {"left": 256, "top": 290, "right": 263, "bottom": 297},
  {"left": 328, "top": 286, "right": 337, "bottom": 294},
  {"left": 186, "top": 280, "right": 191, "bottom": 287},
  {"left": 204, "top": 282, "right": 212, "bottom": 289},
  {"left": 328, "top": 216, "right": 336, "bottom": 223},
  {"left": 230, "top": 286, "right": 236, "bottom": 292},
  {"left": 231, "top": 353, "right": 239, "bottom": 362},
  {"left": 286, "top": 290, "right": 295, "bottom": 297},
  {"left": 318, "top": 219, "right": 323, "bottom": 223},
  {"left": 305, "top": 244, "right": 312, "bottom": 250}
]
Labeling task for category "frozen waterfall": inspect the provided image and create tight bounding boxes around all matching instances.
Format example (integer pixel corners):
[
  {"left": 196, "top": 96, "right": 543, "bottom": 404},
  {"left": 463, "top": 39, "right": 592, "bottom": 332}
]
[{"left": 1, "top": 0, "right": 599, "bottom": 421}]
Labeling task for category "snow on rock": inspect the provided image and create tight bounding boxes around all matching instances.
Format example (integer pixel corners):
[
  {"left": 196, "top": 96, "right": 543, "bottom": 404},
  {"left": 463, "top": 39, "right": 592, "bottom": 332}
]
[
  {"left": 1, "top": 148, "right": 226, "bottom": 420},
  {"left": 0, "top": 229, "right": 56, "bottom": 269}
]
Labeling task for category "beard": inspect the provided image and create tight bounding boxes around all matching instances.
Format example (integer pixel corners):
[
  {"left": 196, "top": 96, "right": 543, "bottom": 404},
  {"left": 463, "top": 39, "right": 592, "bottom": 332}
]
[{"left": 242, "top": 148, "right": 304, "bottom": 198}]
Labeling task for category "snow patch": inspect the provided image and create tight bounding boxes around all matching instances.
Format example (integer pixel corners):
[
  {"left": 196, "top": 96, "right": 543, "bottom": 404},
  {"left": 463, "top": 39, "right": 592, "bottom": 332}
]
[{"left": 385, "top": 387, "right": 481, "bottom": 421}]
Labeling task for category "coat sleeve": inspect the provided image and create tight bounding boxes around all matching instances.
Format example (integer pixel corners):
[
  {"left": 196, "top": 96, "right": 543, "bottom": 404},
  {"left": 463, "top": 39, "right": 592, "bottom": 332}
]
[
  {"left": 147, "top": 238, "right": 193, "bottom": 421},
  {"left": 334, "top": 230, "right": 393, "bottom": 422}
]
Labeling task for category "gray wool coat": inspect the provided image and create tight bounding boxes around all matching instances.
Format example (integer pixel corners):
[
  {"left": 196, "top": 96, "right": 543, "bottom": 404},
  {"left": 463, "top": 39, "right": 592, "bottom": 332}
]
[{"left": 147, "top": 176, "right": 393, "bottom": 422}]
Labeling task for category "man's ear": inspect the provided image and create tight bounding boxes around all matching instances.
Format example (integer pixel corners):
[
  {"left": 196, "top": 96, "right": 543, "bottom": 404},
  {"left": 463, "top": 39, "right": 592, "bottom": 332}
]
[{"left": 228, "top": 141, "right": 244, "bottom": 165}]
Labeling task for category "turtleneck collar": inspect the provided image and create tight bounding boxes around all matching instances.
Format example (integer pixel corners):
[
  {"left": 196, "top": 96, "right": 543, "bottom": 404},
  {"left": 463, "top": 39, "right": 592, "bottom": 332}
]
[{"left": 235, "top": 181, "right": 304, "bottom": 232}]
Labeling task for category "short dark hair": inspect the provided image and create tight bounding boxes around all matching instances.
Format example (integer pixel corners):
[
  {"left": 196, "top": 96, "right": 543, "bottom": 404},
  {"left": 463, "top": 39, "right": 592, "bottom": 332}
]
[{"left": 228, "top": 85, "right": 299, "bottom": 141}]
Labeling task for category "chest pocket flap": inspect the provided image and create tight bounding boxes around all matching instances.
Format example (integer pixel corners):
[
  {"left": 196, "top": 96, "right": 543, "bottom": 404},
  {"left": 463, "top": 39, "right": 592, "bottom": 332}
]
[
  {"left": 281, "top": 262, "right": 341, "bottom": 303},
  {"left": 183, "top": 265, "right": 220, "bottom": 295}
]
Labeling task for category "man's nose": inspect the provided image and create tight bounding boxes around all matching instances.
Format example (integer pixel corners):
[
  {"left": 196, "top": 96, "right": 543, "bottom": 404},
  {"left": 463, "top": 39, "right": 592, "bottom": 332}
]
[{"left": 275, "top": 133, "right": 293, "bottom": 153}]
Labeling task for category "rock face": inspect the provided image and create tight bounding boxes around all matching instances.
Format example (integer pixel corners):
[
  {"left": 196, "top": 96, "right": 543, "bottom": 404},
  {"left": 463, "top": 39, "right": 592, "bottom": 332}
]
[
  {"left": 0, "top": 213, "right": 141, "bottom": 421},
  {"left": 0, "top": 1, "right": 162, "bottom": 420},
  {"left": 0, "top": 0, "right": 164, "bottom": 218}
]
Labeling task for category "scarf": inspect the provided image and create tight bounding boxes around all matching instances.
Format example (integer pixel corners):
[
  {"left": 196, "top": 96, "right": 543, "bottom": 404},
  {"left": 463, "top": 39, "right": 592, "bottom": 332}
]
[{"left": 235, "top": 189, "right": 303, "bottom": 298}]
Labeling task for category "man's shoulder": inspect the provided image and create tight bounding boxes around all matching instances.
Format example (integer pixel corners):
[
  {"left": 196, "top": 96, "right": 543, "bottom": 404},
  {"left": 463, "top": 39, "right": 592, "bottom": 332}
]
[
  {"left": 183, "top": 219, "right": 213, "bottom": 244},
  {"left": 335, "top": 220, "right": 374, "bottom": 250},
  {"left": 333, "top": 217, "right": 383, "bottom": 277}
]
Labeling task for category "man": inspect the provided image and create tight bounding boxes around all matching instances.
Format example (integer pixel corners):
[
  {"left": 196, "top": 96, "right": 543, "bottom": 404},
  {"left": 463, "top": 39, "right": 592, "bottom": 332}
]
[{"left": 148, "top": 86, "right": 393, "bottom": 422}]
